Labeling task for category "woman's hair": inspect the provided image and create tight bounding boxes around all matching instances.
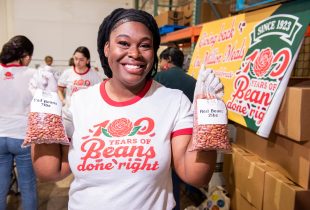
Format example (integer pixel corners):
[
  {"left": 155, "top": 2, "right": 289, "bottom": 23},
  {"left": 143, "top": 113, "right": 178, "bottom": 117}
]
[
  {"left": 0, "top": 35, "right": 34, "bottom": 64},
  {"left": 97, "top": 8, "right": 160, "bottom": 79},
  {"left": 74, "top": 46, "right": 91, "bottom": 68},
  {"left": 160, "top": 47, "right": 184, "bottom": 68},
  {"left": 68, "top": 57, "right": 75, "bottom": 66},
  {"left": 44, "top": 55, "right": 53, "bottom": 63}
]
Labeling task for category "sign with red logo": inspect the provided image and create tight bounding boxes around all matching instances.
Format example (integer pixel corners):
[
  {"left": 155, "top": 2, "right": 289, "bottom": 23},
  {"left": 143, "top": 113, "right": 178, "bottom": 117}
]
[{"left": 188, "top": 0, "right": 310, "bottom": 137}]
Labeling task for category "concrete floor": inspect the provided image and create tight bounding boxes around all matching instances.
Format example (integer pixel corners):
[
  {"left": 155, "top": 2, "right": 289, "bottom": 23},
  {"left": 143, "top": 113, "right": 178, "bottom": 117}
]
[
  {"left": 6, "top": 175, "right": 199, "bottom": 210},
  {"left": 7, "top": 175, "right": 73, "bottom": 210}
]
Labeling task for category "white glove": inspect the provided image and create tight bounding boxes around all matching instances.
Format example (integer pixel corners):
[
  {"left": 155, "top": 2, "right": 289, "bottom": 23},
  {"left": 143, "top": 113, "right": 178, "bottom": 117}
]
[
  {"left": 194, "top": 65, "right": 224, "bottom": 99},
  {"left": 29, "top": 68, "right": 58, "bottom": 95}
]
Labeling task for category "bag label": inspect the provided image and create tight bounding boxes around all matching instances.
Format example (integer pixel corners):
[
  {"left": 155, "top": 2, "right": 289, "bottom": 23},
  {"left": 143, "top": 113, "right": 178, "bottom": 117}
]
[
  {"left": 197, "top": 99, "right": 228, "bottom": 125},
  {"left": 31, "top": 89, "right": 62, "bottom": 116}
]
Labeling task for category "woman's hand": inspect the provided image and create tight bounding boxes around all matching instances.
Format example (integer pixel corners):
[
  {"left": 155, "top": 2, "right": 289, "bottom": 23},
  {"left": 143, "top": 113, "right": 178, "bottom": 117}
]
[{"left": 194, "top": 65, "right": 224, "bottom": 99}]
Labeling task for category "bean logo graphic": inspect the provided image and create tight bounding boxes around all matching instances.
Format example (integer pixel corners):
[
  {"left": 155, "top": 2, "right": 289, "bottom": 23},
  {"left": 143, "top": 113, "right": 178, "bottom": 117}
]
[
  {"left": 79, "top": 117, "right": 158, "bottom": 173},
  {"left": 107, "top": 118, "right": 133, "bottom": 137},
  {"left": 72, "top": 79, "right": 91, "bottom": 95},
  {"left": 73, "top": 79, "right": 91, "bottom": 87},
  {"left": 252, "top": 48, "right": 273, "bottom": 78},
  {"left": 81, "top": 117, "right": 155, "bottom": 139},
  {"left": 4, "top": 71, "right": 14, "bottom": 80}
]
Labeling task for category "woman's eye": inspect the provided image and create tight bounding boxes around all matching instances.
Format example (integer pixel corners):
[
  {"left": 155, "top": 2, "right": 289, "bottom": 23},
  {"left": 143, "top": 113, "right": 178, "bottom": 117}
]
[
  {"left": 140, "top": 43, "right": 151, "bottom": 49},
  {"left": 118, "top": 41, "right": 129, "bottom": 47}
]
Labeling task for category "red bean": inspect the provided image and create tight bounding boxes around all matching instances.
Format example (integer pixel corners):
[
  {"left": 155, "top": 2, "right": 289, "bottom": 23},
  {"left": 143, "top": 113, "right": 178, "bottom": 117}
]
[
  {"left": 22, "top": 112, "right": 70, "bottom": 147},
  {"left": 190, "top": 95, "right": 232, "bottom": 153}
]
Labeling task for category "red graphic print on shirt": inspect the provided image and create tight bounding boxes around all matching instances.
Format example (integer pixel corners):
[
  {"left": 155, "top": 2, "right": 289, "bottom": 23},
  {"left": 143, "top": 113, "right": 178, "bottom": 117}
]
[
  {"left": 71, "top": 79, "right": 91, "bottom": 95},
  {"left": 4, "top": 71, "right": 14, "bottom": 80},
  {"left": 77, "top": 117, "right": 159, "bottom": 173}
]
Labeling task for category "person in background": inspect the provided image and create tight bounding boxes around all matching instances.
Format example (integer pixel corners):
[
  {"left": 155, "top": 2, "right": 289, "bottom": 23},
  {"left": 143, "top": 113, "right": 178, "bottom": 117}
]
[
  {"left": 0, "top": 35, "right": 38, "bottom": 210},
  {"left": 155, "top": 46, "right": 196, "bottom": 101},
  {"left": 57, "top": 46, "right": 102, "bottom": 109},
  {"left": 154, "top": 47, "right": 204, "bottom": 209},
  {"left": 44, "top": 55, "right": 53, "bottom": 66},
  {"left": 42, "top": 55, "right": 61, "bottom": 81},
  {"left": 31, "top": 8, "right": 217, "bottom": 210}
]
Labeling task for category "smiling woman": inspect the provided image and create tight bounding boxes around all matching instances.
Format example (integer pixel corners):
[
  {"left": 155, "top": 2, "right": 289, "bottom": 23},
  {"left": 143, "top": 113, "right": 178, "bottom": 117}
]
[
  {"left": 31, "top": 8, "right": 218, "bottom": 210},
  {"left": 103, "top": 21, "right": 154, "bottom": 90}
]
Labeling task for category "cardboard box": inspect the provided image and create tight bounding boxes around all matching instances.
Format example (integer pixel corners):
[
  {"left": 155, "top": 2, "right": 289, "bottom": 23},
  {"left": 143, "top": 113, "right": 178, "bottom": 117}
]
[
  {"left": 234, "top": 146, "right": 275, "bottom": 210},
  {"left": 235, "top": 125, "right": 310, "bottom": 189},
  {"left": 274, "top": 86, "right": 310, "bottom": 142},
  {"left": 200, "top": 1, "right": 231, "bottom": 24},
  {"left": 223, "top": 144, "right": 253, "bottom": 195},
  {"left": 180, "top": 2, "right": 193, "bottom": 26},
  {"left": 154, "top": 11, "right": 184, "bottom": 28},
  {"left": 263, "top": 171, "right": 310, "bottom": 210},
  {"left": 177, "top": 0, "right": 230, "bottom": 26},
  {"left": 223, "top": 151, "right": 235, "bottom": 195},
  {"left": 231, "top": 189, "right": 258, "bottom": 210}
]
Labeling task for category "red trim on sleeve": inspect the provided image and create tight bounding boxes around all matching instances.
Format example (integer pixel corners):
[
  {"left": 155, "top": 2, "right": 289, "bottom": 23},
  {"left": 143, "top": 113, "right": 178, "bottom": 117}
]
[{"left": 171, "top": 128, "right": 192, "bottom": 138}]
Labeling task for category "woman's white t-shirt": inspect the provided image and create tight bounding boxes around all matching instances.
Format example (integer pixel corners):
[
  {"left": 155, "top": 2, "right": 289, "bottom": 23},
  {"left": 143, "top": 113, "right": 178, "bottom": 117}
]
[
  {"left": 58, "top": 67, "right": 102, "bottom": 109},
  {"left": 0, "top": 64, "right": 36, "bottom": 139},
  {"left": 67, "top": 80, "right": 193, "bottom": 210}
]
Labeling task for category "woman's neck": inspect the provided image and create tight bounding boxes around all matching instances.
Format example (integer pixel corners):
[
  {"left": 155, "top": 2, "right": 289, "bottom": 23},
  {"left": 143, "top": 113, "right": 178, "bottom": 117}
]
[
  {"left": 75, "top": 66, "right": 88, "bottom": 73},
  {"left": 106, "top": 79, "right": 146, "bottom": 102}
]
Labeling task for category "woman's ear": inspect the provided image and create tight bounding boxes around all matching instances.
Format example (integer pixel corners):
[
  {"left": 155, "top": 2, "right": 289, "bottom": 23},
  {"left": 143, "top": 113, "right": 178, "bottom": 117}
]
[
  {"left": 20, "top": 55, "right": 32, "bottom": 66},
  {"left": 168, "top": 56, "right": 172, "bottom": 63},
  {"left": 104, "top": 42, "right": 109, "bottom": 57}
]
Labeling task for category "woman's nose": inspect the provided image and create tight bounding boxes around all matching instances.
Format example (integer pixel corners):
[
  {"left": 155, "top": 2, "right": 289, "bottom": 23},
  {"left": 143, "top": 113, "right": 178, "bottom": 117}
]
[{"left": 128, "top": 47, "right": 140, "bottom": 58}]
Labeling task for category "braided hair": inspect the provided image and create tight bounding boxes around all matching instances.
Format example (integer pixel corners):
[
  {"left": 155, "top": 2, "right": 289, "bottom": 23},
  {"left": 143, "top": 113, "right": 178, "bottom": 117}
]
[
  {"left": 97, "top": 8, "right": 160, "bottom": 79},
  {"left": 0, "top": 35, "right": 34, "bottom": 64}
]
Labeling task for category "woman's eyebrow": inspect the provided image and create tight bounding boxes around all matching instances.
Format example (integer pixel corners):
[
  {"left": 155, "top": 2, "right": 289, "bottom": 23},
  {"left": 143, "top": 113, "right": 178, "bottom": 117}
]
[{"left": 116, "top": 34, "right": 152, "bottom": 40}]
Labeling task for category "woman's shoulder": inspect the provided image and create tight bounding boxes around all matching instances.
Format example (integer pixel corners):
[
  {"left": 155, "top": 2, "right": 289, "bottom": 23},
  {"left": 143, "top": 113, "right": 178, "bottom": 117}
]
[
  {"left": 73, "top": 82, "right": 101, "bottom": 98},
  {"left": 63, "top": 67, "right": 74, "bottom": 73}
]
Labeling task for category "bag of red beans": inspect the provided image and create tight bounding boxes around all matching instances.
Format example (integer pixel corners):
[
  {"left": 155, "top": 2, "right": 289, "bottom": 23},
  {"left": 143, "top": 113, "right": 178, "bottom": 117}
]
[
  {"left": 190, "top": 68, "right": 231, "bottom": 153},
  {"left": 22, "top": 70, "right": 69, "bottom": 147}
]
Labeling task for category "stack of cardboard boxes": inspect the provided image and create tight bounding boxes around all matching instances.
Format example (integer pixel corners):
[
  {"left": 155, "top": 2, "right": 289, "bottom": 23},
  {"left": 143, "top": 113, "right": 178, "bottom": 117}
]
[{"left": 223, "top": 82, "right": 310, "bottom": 210}]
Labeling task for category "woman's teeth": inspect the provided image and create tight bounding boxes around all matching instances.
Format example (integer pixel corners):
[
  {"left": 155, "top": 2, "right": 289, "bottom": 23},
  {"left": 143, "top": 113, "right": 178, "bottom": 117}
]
[{"left": 125, "top": 64, "right": 141, "bottom": 69}]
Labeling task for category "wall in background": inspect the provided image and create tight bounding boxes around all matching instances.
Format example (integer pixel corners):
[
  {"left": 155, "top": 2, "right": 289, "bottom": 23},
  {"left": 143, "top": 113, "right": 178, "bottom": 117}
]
[{"left": 0, "top": 0, "right": 133, "bottom": 70}]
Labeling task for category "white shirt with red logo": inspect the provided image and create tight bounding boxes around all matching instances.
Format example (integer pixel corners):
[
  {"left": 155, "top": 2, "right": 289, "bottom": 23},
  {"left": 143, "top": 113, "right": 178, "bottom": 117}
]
[
  {"left": 67, "top": 80, "right": 193, "bottom": 210},
  {"left": 41, "top": 65, "right": 62, "bottom": 81},
  {"left": 0, "top": 64, "right": 36, "bottom": 139},
  {"left": 58, "top": 67, "right": 102, "bottom": 109}
]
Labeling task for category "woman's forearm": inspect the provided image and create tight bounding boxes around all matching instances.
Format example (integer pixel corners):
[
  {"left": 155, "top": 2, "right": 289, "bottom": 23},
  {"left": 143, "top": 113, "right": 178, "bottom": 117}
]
[{"left": 31, "top": 143, "right": 70, "bottom": 182}]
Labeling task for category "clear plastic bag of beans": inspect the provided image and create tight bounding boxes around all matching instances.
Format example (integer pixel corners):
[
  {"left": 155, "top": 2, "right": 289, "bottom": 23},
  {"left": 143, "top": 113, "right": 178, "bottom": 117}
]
[
  {"left": 190, "top": 68, "right": 232, "bottom": 153},
  {"left": 22, "top": 71, "right": 69, "bottom": 147}
]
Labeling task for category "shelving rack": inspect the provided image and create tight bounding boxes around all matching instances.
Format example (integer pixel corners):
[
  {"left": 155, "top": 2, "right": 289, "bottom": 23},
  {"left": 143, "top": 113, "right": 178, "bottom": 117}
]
[
  {"left": 232, "top": 0, "right": 289, "bottom": 13},
  {"left": 160, "top": 24, "right": 202, "bottom": 45}
]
